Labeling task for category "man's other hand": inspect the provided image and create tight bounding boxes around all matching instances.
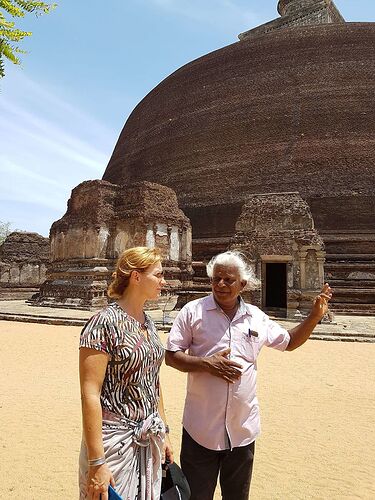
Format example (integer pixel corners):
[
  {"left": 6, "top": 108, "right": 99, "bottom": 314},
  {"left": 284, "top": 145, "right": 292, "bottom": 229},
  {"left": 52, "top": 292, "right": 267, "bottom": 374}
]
[{"left": 204, "top": 348, "right": 242, "bottom": 383}]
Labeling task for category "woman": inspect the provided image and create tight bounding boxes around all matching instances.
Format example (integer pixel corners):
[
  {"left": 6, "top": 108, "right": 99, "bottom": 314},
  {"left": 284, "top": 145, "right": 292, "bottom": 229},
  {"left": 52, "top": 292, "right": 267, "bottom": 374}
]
[{"left": 79, "top": 247, "right": 173, "bottom": 500}]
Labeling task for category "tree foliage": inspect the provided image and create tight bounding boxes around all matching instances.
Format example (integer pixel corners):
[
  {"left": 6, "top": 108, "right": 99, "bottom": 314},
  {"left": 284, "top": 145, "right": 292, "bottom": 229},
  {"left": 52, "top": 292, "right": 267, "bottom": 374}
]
[
  {"left": 0, "top": 0, "right": 56, "bottom": 78},
  {"left": 0, "top": 220, "right": 14, "bottom": 244}
]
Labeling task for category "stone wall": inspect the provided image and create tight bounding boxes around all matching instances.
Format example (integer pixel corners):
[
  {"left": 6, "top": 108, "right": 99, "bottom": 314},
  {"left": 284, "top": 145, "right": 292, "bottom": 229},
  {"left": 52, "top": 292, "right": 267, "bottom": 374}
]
[
  {"left": 50, "top": 0, "right": 373, "bottom": 314},
  {"left": 103, "top": 23, "right": 375, "bottom": 241},
  {"left": 278, "top": 0, "right": 343, "bottom": 21},
  {"left": 35, "top": 180, "right": 192, "bottom": 310},
  {"left": 0, "top": 232, "right": 50, "bottom": 299},
  {"left": 232, "top": 192, "right": 325, "bottom": 317}
]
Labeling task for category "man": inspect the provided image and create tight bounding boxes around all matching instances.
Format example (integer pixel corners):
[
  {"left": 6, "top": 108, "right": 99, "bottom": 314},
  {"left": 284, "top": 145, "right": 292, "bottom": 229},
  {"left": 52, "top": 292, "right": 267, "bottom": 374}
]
[{"left": 165, "top": 250, "right": 332, "bottom": 500}]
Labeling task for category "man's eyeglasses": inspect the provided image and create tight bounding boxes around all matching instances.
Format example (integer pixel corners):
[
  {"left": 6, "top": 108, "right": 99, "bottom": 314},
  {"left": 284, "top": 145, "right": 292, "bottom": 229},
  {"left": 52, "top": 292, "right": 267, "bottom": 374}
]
[{"left": 211, "top": 277, "right": 238, "bottom": 286}]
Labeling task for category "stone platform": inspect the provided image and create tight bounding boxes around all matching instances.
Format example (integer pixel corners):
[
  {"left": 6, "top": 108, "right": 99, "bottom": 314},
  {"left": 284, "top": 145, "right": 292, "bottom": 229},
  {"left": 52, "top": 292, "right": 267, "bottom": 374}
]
[{"left": 0, "top": 300, "right": 374, "bottom": 343}]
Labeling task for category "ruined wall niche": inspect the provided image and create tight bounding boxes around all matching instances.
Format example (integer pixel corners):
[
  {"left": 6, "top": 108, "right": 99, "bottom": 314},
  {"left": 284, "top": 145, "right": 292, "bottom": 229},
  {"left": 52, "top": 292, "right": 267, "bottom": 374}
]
[
  {"left": 232, "top": 192, "right": 325, "bottom": 317},
  {"left": 0, "top": 232, "right": 50, "bottom": 299},
  {"left": 36, "top": 180, "right": 193, "bottom": 310}
]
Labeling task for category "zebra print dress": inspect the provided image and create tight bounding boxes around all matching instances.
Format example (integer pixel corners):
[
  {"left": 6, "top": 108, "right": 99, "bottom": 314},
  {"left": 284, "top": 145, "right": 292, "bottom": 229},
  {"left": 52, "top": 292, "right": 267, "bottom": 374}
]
[
  {"left": 79, "top": 302, "right": 166, "bottom": 499},
  {"left": 80, "top": 301, "right": 165, "bottom": 421}
]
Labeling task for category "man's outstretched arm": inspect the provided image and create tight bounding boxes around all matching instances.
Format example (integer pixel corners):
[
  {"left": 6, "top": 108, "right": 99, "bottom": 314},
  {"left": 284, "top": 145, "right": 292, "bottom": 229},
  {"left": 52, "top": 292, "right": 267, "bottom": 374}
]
[{"left": 286, "top": 283, "right": 333, "bottom": 351}]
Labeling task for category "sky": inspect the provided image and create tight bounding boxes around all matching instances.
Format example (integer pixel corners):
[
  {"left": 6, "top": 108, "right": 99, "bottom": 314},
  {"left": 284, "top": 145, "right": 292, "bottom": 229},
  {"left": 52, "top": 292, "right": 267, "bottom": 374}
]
[{"left": 1, "top": 0, "right": 374, "bottom": 237}]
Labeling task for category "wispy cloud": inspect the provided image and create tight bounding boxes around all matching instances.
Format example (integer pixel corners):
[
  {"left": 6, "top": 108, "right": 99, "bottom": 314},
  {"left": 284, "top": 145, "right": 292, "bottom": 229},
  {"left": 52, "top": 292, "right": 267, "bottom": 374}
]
[
  {"left": 145, "top": 0, "right": 260, "bottom": 32},
  {"left": 0, "top": 68, "right": 117, "bottom": 235},
  {"left": 1, "top": 102, "right": 108, "bottom": 173},
  {"left": 0, "top": 158, "right": 60, "bottom": 189}
]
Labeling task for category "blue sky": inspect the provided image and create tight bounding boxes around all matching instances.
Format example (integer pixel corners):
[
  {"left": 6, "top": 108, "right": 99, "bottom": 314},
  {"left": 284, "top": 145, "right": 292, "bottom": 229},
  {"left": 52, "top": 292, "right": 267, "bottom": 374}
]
[{"left": 1, "top": 0, "right": 374, "bottom": 237}]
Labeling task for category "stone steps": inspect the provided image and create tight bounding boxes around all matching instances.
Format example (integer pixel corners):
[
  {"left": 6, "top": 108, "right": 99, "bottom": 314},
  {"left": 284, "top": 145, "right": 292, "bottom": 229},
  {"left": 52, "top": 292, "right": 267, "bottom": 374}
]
[
  {"left": 330, "top": 303, "right": 375, "bottom": 315},
  {"left": 328, "top": 280, "right": 375, "bottom": 288},
  {"left": 310, "top": 334, "right": 375, "bottom": 343},
  {"left": 0, "top": 312, "right": 87, "bottom": 326},
  {"left": 326, "top": 254, "right": 375, "bottom": 262},
  {"left": 323, "top": 232, "right": 375, "bottom": 314},
  {"left": 192, "top": 238, "right": 231, "bottom": 262},
  {"left": 329, "top": 288, "right": 375, "bottom": 302},
  {"left": 0, "top": 287, "right": 39, "bottom": 300},
  {"left": 1, "top": 310, "right": 374, "bottom": 342}
]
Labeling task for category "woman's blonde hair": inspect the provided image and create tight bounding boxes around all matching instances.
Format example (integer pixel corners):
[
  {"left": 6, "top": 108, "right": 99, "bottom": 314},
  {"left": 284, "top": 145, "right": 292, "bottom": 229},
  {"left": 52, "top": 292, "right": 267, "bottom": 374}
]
[{"left": 108, "top": 246, "right": 162, "bottom": 299}]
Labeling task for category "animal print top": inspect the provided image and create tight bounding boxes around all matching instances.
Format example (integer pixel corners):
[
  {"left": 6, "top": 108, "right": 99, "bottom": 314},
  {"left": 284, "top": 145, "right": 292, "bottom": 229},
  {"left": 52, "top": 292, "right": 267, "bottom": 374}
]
[{"left": 80, "top": 302, "right": 165, "bottom": 422}]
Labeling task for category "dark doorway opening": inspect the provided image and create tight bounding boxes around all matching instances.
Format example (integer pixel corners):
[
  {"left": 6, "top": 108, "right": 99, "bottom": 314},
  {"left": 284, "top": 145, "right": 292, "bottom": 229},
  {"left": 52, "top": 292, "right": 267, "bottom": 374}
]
[{"left": 265, "top": 263, "right": 287, "bottom": 315}]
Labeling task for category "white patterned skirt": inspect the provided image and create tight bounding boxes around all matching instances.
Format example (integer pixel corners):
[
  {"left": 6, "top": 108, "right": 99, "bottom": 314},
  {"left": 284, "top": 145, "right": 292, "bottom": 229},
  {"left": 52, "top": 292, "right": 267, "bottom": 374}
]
[{"left": 79, "top": 411, "right": 165, "bottom": 500}]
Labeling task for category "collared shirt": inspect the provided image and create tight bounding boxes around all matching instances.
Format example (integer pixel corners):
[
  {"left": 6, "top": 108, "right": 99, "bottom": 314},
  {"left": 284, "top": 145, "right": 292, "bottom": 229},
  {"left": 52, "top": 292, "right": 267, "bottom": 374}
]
[{"left": 166, "top": 294, "right": 290, "bottom": 450}]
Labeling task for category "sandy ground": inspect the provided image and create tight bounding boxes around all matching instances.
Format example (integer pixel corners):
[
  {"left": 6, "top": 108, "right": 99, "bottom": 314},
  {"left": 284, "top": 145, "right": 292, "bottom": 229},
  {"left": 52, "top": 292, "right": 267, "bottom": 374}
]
[{"left": 0, "top": 320, "right": 374, "bottom": 500}]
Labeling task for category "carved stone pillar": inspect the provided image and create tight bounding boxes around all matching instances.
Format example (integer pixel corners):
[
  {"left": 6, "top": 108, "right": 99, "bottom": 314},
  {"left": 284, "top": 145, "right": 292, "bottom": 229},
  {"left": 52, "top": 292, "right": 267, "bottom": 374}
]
[
  {"left": 316, "top": 251, "right": 326, "bottom": 287},
  {"left": 299, "top": 250, "right": 308, "bottom": 289}
]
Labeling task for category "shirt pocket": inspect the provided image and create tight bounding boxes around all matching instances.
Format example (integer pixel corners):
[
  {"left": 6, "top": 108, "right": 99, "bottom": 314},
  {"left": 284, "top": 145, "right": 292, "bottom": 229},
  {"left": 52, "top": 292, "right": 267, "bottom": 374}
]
[{"left": 235, "top": 330, "right": 260, "bottom": 363}]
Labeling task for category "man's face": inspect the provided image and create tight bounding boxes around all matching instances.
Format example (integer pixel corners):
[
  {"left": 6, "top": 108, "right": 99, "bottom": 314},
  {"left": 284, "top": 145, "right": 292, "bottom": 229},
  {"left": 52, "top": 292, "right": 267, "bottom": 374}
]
[{"left": 211, "top": 264, "right": 246, "bottom": 309}]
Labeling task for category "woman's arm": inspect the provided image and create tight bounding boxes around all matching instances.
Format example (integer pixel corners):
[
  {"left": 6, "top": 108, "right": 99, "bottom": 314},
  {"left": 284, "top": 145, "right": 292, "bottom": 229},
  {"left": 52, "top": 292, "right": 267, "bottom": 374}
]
[
  {"left": 79, "top": 347, "right": 115, "bottom": 499},
  {"left": 158, "top": 386, "right": 174, "bottom": 464}
]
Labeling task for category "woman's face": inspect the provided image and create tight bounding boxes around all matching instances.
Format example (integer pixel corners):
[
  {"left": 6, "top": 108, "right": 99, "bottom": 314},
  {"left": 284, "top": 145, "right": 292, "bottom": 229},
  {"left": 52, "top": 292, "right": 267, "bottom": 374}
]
[{"left": 138, "top": 261, "right": 166, "bottom": 300}]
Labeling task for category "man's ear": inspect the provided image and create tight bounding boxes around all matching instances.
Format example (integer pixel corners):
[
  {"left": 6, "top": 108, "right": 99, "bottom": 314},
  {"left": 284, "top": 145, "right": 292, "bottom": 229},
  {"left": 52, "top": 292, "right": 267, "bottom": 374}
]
[{"left": 241, "top": 280, "right": 247, "bottom": 290}]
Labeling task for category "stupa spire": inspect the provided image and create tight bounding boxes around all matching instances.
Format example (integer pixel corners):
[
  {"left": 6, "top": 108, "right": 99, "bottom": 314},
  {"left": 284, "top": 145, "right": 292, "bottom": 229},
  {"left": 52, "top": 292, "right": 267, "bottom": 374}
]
[
  {"left": 277, "top": 0, "right": 342, "bottom": 18},
  {"left": 239, "top": 0, "right": 344, "bottom": 41}
]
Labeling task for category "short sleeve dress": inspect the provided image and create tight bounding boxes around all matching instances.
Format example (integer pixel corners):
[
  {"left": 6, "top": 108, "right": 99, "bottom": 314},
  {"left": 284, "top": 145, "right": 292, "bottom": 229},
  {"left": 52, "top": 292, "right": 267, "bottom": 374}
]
[{"left": 79, "top": 302, "right": 166, "bottom": 499}]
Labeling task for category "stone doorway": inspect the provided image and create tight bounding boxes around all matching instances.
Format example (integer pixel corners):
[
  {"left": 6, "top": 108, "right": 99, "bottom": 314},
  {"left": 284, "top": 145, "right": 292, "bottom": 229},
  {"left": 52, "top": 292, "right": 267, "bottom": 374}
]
[{"left": 264, "top": 262, "right": 287, "bottom": 315}]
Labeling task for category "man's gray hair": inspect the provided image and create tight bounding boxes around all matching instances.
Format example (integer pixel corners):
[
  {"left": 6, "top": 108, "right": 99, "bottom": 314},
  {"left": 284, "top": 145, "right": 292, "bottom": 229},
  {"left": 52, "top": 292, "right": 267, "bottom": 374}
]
[{"left": 206, "top": 250, "right": 259, "bottom": 289}]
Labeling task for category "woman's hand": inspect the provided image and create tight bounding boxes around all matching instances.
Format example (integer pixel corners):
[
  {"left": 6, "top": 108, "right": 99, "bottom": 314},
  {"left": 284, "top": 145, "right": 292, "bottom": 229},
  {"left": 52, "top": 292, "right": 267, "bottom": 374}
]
[
  {"left": 87, "top": 463, "right": 115, "bottom": 500},
  {"left": 163, "top": 434, "right": 174, "bottom": 464}
]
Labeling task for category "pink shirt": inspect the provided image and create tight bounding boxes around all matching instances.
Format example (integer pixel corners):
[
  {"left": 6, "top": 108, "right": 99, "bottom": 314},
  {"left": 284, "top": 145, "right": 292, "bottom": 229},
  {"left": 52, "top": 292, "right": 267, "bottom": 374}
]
[{"left": 166, "top": 294, "right": 290, "bottom": 450}]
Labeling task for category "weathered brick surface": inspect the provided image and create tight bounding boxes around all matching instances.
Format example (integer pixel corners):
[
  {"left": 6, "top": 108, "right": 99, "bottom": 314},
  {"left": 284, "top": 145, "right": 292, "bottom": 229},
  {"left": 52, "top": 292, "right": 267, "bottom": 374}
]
[
  {"left": 232, "top": 192, "right": 325, "bottom": 315},
  {"left": 240, "top": 0, "right": 344, "bottom": 40},
  {"left": 0, "top": 232, "right": 49, "bottom": 264},
  {"left": 36, "top": 180, "right": 192, "bottom": 310},
  {"left": 98, "top": 6, "right": 375, "bottom": 314},
  {"left": 0, "top": 232, "right": 49, "bottom": 295},
  {"left": 103, "top": 24, "right": 375, "bottom": 239}
]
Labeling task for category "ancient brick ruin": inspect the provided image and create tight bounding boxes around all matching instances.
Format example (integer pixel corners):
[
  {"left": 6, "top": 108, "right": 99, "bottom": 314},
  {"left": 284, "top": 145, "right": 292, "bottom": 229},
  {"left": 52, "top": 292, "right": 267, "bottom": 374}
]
[
  {"left": 35, "top": 180, "right": 192, "bottom": 310},
  {"left": 0, "top": 232, "right": 49, "bottom": 299},
  {"left": 232, "top": 193, "right": 325, "bottom": 317},
  {"left": 101, "top": 0, "right": 375, "bottom": 315},
  {"left": 239, "top": 0, "right": 344, "bottom": 40},
  {"left": 29, "top": 0, "right": 375, "bottom": 317}
]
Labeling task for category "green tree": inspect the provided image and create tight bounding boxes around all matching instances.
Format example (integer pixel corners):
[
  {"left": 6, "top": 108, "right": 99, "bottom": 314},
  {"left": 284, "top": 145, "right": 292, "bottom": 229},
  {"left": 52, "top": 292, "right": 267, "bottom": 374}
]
[{"left": 0, "top": 0, "right": 56, "bottom": 78}]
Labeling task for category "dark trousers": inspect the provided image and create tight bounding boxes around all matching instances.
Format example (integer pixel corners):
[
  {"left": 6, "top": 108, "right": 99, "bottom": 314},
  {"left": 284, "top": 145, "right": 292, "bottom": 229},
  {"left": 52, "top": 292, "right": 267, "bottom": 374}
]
[{"left": 180, "top": 428, "right": 255, "bottom": 500}]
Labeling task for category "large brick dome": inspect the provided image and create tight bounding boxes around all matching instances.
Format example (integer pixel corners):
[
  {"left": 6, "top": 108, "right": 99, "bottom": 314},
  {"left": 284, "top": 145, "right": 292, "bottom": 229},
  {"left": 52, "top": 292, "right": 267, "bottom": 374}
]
[{"left": 103, "top": 23, "right": 375, "bottom": 239}]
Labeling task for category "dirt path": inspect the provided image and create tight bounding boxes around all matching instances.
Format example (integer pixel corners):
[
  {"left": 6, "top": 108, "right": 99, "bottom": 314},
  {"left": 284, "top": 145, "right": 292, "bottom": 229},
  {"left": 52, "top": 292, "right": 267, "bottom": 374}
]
[{"left": 1, "top": 321, "right": 374, "bottom": 499}]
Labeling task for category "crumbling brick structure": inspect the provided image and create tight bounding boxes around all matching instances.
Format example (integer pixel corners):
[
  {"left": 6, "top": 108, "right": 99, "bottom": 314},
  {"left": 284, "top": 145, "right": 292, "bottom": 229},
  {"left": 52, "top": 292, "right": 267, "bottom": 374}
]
[
  {"left": 101, "top": 0, "right": 375, "bottom": 314},
  {"left": 0, "top": 232, "right": 49, "bottom": 299},
  {"left": 232, "top": 192, "right": 325, "bottom": 317},
  {"left": 35, "top": 180, "right": 192, "bottom": 310}
]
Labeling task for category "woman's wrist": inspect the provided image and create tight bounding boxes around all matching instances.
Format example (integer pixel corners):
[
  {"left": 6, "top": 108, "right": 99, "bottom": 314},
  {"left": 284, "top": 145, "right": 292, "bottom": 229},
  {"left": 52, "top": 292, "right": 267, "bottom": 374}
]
[{"left": 88, "top": 456, "right": 106, "bottom": 467}]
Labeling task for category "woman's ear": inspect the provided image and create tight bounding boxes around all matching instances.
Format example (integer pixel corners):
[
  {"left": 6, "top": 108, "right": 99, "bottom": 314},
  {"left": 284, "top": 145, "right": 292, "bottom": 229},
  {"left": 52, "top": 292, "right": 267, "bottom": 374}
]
[
  {"left": 130, "top": 270, "right": 141, "bottom": 284},
  {"left": 240, "top": 280, "right": 247, "bottom": 290}
]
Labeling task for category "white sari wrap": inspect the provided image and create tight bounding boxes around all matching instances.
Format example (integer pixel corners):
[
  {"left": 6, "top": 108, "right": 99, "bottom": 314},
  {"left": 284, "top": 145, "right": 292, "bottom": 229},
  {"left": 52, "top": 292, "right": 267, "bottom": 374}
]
[{"left": 79, "top": 411, "right": 165, "bottom": 500}]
